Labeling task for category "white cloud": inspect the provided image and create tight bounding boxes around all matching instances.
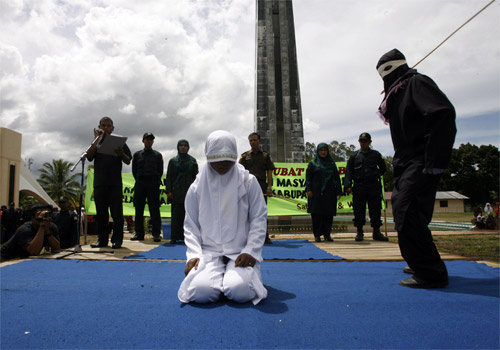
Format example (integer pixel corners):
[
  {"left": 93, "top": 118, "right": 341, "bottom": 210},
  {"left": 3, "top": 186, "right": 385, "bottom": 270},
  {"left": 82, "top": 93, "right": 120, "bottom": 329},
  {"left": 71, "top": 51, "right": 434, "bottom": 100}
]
[
  {"left": 0, "top": 0, "right": 497, "bottom": 177},
  {"left": 119, "top": 103, "right": 136, "bottom": 115}
]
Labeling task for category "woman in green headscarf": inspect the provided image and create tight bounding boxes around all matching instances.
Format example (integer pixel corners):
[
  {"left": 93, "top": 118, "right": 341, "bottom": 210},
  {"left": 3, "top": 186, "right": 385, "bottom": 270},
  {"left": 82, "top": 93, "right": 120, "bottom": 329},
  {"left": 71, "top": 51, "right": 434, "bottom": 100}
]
[
  {"left": 165, "top": 139, "right": 198, "bottom": 244},
  {"left": 305, "top": 143, "right": 342, "bottom": 242}
]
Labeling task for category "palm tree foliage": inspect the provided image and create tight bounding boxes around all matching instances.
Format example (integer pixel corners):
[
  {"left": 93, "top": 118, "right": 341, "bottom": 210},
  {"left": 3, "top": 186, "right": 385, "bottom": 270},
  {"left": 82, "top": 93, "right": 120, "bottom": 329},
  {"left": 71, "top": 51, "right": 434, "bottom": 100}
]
[{"left": 37, "top": 159, "right": 82, "bottom": 206}]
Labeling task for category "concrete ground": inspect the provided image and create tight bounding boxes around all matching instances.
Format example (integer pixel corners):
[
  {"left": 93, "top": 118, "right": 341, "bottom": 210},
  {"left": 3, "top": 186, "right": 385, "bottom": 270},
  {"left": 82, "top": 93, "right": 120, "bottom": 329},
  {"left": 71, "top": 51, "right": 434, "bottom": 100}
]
[{"left": 3, "top": 229, "right": 497, "bottom": 268}]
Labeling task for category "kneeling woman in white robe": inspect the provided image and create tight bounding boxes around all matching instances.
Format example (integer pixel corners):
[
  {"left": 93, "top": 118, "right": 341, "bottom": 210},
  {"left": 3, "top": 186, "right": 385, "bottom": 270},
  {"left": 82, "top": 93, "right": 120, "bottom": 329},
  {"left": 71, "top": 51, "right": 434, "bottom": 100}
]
[{"left": 178, "top": 130, "right": 268, "bottom": 305}]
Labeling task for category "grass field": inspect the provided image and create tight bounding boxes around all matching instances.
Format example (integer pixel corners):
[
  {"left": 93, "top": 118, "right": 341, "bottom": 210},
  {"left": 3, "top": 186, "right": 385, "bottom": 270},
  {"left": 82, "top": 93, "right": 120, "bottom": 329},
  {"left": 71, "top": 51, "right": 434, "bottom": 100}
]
[{"left": 433, "top": 233, "right": 499, "bottom": 262}]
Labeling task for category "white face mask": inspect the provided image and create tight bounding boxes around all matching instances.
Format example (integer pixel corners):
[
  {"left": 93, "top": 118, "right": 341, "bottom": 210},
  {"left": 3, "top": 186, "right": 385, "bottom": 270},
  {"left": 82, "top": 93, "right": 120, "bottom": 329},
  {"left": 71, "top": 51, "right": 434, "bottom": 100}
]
[{"left": 377, "top": 59, "right": 407, "bottom": 78}]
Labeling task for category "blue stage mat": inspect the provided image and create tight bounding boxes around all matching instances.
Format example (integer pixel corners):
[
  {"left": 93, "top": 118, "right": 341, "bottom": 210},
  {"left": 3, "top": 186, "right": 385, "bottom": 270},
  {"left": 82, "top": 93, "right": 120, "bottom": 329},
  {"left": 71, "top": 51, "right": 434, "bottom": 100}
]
[
  {"left": 1, "top": 259, "right": 498, "bottom": 349},
  {"left": 125, "top": 239, "right": 342, "bottom": 260}
]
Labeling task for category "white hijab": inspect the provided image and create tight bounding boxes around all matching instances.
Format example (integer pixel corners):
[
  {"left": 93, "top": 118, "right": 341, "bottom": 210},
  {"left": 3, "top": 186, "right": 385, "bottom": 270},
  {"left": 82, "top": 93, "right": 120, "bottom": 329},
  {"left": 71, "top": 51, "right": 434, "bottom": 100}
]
[{"left": 194, "top": 130, "right": 247, "bottom": 245}]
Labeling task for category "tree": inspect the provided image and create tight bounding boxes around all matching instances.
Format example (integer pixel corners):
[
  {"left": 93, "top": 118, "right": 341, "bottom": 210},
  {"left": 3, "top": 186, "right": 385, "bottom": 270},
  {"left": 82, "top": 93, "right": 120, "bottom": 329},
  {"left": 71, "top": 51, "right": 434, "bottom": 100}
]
[
  {"left": 382, "top": 156, "right": 394, "bottom": 191},
  {"left": 440, "top": 143, "right": 499, "bottom": 207},
  {"left": 329, "top": 141, "right": 356, "bottom": 161},
  {"left": 306, "top": 140, "right": 394, "bottom": 190},
  {"left": 305, "top": 140, "right": 356, "bottom": 162},
  {"left": 305, "top": 142, "right": 316, "bottom": 162},
  {"left": 38, "top": 159, "right": 82, "bottom": 206}
]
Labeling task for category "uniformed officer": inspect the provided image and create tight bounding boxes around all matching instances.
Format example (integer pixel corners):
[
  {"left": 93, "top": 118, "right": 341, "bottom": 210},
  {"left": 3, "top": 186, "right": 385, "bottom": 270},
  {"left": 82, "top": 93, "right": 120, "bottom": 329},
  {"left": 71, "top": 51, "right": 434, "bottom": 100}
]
[
  {"left": 53, "top": 196, "right": 78, "bottom": 249},
  {"left": 239, "top": 132, "right": 275, "bottom": 244},
  {"left": 344, "top": 132, "right": 388, "bottom": 242},
  {"left": 131, "top": 132, "right": 164, "bottom": 242}
]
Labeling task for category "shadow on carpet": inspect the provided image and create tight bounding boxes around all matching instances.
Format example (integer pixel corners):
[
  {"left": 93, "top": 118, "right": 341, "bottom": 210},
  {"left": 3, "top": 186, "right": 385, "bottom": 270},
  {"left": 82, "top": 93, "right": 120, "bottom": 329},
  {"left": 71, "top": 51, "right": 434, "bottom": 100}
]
[
  {"left": 1, "top": 260, "right": 498, "bottom": 349},
  {"left": 124, "top": 239, "right": 342, "bottom": 260}
]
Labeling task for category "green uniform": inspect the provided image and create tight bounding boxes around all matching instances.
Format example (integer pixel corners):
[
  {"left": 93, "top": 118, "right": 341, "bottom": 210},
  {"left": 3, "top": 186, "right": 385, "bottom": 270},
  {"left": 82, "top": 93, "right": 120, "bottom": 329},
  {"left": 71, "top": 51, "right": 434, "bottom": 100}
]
[{"left": 238, "top": 150, "right": 275, "bottom": 193}]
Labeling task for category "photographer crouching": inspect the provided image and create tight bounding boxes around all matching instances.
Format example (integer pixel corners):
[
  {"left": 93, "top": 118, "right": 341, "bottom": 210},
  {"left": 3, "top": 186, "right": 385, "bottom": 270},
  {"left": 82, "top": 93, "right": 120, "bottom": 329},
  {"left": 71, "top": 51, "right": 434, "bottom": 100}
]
[{"left": 1, "top": 204, "right": 61, "bottom": 261}]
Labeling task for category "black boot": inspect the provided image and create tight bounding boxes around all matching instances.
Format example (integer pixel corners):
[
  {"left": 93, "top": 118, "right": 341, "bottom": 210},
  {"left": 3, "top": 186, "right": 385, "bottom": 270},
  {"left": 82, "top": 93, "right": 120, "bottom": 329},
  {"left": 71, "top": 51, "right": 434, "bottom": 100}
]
[
  {"left": 355, "top": 227, "right": 364, "bottom": 242},
  {"left": 373, "top": 227, "right": 388, "bottom": 241}
]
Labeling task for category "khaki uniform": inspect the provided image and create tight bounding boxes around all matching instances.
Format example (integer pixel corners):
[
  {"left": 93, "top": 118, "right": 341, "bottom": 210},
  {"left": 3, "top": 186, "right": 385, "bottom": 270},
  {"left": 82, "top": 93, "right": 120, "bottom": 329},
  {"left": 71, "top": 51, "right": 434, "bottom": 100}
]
[{"left": 238, "top": 150, "right": 275, "bottom": 193}]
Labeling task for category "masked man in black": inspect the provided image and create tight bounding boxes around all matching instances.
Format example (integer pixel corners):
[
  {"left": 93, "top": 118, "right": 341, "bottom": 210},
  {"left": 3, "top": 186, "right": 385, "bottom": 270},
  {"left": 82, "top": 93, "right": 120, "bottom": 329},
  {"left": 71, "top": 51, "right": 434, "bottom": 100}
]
[{"left": 376, "top": 49, "right": 456, "bottom": 288}]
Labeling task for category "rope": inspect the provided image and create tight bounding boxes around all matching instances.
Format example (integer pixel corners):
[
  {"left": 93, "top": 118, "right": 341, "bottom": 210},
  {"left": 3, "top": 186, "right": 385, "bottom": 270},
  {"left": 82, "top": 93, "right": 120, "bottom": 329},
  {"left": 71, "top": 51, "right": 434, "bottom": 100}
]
[
  {"left": 380, "top": 0, "right": 496, "bottom": 94},
  {"left": 412, "top": 0, "right": 496, "bottom": 69}
]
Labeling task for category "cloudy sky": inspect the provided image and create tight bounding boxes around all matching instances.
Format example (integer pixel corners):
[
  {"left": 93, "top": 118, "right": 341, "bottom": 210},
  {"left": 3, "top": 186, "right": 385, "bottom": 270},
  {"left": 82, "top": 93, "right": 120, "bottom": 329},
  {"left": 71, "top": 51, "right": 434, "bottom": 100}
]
[{"left": 1, "top": 0, "right": 498, "bottom": 176}]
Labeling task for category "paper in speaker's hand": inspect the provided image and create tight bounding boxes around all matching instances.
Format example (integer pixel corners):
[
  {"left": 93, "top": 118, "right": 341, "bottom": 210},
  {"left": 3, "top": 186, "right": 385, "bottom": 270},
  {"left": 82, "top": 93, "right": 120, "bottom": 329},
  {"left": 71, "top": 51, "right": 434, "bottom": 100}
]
[{"left": 97, "top": 134, "right": 128, "bottom": 156}]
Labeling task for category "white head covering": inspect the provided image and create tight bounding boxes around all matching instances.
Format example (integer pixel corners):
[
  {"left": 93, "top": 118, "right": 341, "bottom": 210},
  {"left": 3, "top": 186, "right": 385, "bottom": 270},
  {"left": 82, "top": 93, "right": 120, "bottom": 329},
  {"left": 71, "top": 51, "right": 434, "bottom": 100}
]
[
  {"left": 194, "top": 130, "right": 247, "bottom": 245},
  {"left": 205, "top": 130, "right": 238, "bottom": 163}
]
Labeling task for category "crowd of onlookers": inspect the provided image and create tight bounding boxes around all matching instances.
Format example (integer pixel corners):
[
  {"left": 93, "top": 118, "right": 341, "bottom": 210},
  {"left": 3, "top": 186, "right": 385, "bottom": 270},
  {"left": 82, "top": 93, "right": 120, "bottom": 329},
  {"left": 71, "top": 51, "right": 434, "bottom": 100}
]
[
  {"left": 0, "top": 201, "right": 82, "bottom": 244},
  {"left": 471, "top": 202, "right": 499, "bottom": 230},
  {"left": 0, "top": 198, "right": 85, "bottom": 261}
]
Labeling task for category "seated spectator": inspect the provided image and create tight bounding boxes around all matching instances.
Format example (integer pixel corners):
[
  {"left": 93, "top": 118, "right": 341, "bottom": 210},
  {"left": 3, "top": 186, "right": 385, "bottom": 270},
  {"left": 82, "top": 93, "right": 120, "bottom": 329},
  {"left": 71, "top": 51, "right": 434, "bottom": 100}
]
[
  {"left": 1, "top": 204, "right": 61, "bottom": 261},
  {"left": 484, "top": 203, "right": 494, "bottom": 216},
  {"left": 471, "top": 207, "right": 485, "bottom": 229},
  {"left": 485, "top": 215, "right": 496, "bottom": 230}
]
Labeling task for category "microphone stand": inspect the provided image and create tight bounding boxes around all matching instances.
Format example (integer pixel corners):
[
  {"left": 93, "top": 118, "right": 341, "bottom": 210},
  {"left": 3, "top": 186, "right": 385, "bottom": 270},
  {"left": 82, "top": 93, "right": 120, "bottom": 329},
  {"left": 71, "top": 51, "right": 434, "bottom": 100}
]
[{"left": 69, "top": 136, "right": 114, "bottom": 255}]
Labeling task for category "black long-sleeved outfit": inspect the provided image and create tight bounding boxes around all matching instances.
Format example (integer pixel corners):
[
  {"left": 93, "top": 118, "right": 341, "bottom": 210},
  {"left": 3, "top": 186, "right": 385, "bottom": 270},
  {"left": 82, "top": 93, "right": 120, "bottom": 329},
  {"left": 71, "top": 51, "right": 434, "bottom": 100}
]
[
  {"left": 132, "top": 148, "right": 164, "bottom": 238},
  {"left": 344, "top": 149, "right": 386, "bottom": 229},
  {"left": 380, "top": 69, "right": 456, "bottom": 283}
]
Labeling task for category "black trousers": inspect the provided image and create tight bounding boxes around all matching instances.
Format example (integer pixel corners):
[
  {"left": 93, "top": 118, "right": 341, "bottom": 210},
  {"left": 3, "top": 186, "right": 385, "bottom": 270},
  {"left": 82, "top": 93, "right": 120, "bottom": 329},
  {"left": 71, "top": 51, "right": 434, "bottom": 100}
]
[
  {"left": 170, "top": 203, "right": 185, "bottom": 241},
  {"left": 352, "top": 181, "right": 382, "bottom": 229},
  {"left": 134, "top": 180, "right": 161, "bottom": 237},
  {"left": 393, "top": 165, "right": 448, "bottom": 282},
  {"left": 94, "top": 186, "right": 124, "bottom": 245},
  {"left": 311, "top": 213, "right": 333, "bottom": 239}
]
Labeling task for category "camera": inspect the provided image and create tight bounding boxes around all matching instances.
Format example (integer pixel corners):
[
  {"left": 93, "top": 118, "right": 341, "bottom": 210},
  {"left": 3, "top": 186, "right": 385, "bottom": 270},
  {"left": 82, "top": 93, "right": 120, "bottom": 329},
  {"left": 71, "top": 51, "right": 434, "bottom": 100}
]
[{"left": 36, "top": 210, "right": 53, "bottom": 221}]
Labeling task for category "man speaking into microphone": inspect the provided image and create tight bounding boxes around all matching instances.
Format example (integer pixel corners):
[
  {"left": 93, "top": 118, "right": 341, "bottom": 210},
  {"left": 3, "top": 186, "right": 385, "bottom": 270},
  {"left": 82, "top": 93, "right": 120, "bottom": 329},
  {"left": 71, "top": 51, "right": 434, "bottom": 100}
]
[{"left": 86, "top": 116, "right": 131, "bottom": 249}]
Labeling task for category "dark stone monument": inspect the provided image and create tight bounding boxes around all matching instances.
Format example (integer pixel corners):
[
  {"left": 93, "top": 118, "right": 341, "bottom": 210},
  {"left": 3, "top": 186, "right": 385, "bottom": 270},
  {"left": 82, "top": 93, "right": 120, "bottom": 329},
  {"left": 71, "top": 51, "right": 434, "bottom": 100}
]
[{"left": 255, "top": 0, "right": 305, "bottom": 163}]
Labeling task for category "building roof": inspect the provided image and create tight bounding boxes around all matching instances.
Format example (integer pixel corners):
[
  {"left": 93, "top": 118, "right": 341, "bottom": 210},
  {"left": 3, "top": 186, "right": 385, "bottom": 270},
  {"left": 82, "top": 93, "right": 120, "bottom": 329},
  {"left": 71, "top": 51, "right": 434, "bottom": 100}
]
[
  {"left": 19, "top": 161, "right": 58, "bottom": 207},
  {"left": 385, "top": 191, "right": 469, "bottom": 200}
]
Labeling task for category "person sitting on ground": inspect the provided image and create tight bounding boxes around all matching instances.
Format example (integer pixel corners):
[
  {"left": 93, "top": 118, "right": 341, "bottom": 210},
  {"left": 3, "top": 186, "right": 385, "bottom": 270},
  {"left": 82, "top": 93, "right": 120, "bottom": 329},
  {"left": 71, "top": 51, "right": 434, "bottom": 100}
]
[
  {"left": 178, "top": 130, "right": 268, "bottom": 305},
  {"left": 1, "top": 204, "right": 61, "bottom": 261},
  {"left": 484, "top": 203, "right": 493, "bottom": 216},
  {"left": 485, "top": 214, "right": 496, "bottom": 230},
  {"left": 472, "top": 207, "right": 485, "bottom": 229}
]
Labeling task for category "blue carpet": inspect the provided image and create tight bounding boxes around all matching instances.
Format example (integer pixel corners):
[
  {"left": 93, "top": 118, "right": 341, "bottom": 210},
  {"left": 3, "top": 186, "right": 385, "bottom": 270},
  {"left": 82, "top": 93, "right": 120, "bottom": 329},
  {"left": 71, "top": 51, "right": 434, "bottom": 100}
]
[
  {"left": 125, "top": 239, "right": 342, "bottom": 260},
  {"left": 1, "top": 259, "right": 498, "bottom": 349}
]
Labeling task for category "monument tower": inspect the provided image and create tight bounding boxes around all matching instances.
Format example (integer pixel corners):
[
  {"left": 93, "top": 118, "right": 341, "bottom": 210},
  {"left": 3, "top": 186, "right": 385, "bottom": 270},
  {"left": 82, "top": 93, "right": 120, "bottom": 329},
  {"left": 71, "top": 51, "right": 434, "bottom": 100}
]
[{"left": 255, "top": 0, "right": 305, "bottom": 163}]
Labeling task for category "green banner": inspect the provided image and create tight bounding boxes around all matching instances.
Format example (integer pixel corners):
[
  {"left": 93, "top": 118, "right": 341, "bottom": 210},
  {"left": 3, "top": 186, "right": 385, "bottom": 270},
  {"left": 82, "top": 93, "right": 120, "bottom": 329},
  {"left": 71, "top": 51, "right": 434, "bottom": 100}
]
[
  {"left": 85, "top": 164, "right": 385, "bottom": 216},
  {"left": 85, "top": 169, "right": 171, "bottom": 217}
]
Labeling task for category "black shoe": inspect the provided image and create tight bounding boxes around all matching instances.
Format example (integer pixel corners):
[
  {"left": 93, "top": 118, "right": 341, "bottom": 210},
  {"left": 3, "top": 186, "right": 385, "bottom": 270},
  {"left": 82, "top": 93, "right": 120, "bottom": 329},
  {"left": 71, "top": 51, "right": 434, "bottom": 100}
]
[
  {"left": 355, "top": 232, "right": 364, "bottom": 242},
  {"left": 130, "top": 234, "right": 145, "bottom": 241},
  {"left": 314, "top": 236, "right": 321, "bottom": 242},
  {"left": 153, "top": 236, "right": 162, "bottom": 242},
  {"left": 373, "top": 234, "right": 389, "bottom": 241},
  {"left": 399, "top": 276, "right": 448, "bottom": 289},
  {"left": 324, "top": 236, "right": 333, "bottom": 242},
  {"left": 403, "top": 266, "right": 415, "bottom": 274},
  {"left": 111, "top": 243, "right": 122, "bottom": 249},
  {"left": 90, "top": 241, "right": 108, "bottom": 248},
  {"left": 372, "top": 227, "right": 388, "bottom": 241},
  {"left": 265, "top": 237, "right": 273, "bottom": 245}
]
